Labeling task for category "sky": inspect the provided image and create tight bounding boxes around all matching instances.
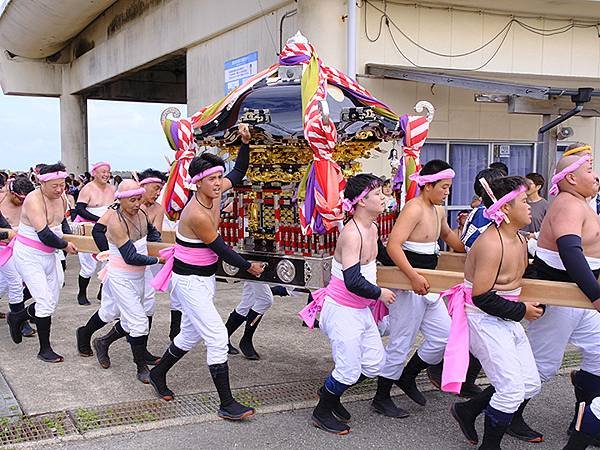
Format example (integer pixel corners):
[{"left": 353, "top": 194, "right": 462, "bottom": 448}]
[{"left": 0, "top": 91, "right": 187, "bottom": 172}]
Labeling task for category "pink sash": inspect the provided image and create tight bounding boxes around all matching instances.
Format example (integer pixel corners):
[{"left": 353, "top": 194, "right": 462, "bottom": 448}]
[
  {"left": 97, "top": 254, "right": 145, "bottom": 282},
  {"left": 151, "top": 244, "right": 218, "bottom": 292},
  {"left": 0, "top": 234, "right": 55, "bottom": 267},
  {"left": 73, "top": 216, "right": 93, "bottom": 223},
  {"left": 298, "top": 276, "right": 388, "bottom": 329},
  {"left": 440, "top": 283, "right": 519, "bottom": 394}
]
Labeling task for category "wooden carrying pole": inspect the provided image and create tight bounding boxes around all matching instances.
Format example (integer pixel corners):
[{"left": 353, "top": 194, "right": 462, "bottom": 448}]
[
  {"left": 62, "top": 234, "right": 594, "bottom": 310},
  {"left": 376, "top": 266, "right": 594, "bottom": 310}
]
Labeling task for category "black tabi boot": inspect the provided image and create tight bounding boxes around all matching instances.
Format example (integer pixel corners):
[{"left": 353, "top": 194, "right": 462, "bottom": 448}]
[
  {"left": 36, "top": 316, "right": 64, "bottom": 363},
  {"left": 9, "top": 302, "right": 35, "bottom": 338},
  {"left": 149, "top": 343, "right": 187, "bottom": 401},
  {"left": 143, "top": 316, "right": 160, "bottom": 365},
  {"left": 461, "top": 354, "right": 484, "bottom": 398},
  {"left": 76, "top": 311, "right": 107, "bottom": 357},
  {"left": 569, "top": 370, "right": 600, "bottom": 446},
  {"left": 224, "top": 309, "right": 246, "bottom": 355},
  {"left": 451, "top": 385, "right": 495, "bottom": 445},
  {"left": 479, "top": 411, "right": 511, "bottom": 450},
  {"left": 77, "top": 275, "right": 91, "bottom": 306},
  {"left": 168, "top": 310, "right": 182, "bottom": 341},
  {"left": 239, "top": 309, "right": 262, "bottom": 360},
  {"left": 7, "top": 302, "right": 35, "bottom": 344},
  {"left": 209, "top": 362, "right": 255, "bottom": 420},
  {"left": 371, "top": 376, "right": 410, "bottom": 418},
  {"left": 507, "top": 398, "right": 544, "bottom": 442},
  {"left": 395, "top": 352, "right": 429, "bottom": 406},
  {"left": 312, "top": 386, "right": 351, "bottom": 435},
  {"left": 92, "top": 321, "right": 127, "bottom": 369},
  {"left": 96, "top": 283, "right": 103, "bottom": 301},
  {"left": 563, "top": 401, "right": 600, "bottom": 450},
  {"left": 129, "top": 336, "right": 150, "bottom": 384},
  {"left": 318, "top": 386, "right": 351, "bottom": 423}
]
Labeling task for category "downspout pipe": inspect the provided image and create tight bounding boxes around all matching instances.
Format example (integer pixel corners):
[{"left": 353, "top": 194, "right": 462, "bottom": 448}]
[
  {"left": 537, "top": 87, "right": 594, "bottom": 136},
  {"left": 347, "top": 0, "right": 357, "bottom": 78}
]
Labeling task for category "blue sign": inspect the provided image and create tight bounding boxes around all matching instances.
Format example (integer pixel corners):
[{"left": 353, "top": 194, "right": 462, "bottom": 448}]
[{"left": 224, "top": 51, "right": 258, "bottom": 95}]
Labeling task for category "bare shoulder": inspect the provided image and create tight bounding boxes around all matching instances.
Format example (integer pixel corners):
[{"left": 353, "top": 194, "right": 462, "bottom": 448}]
[
  {"left": 339, "top": 222, "right": 360, "bottom": 243},
  {"left": 551, "top": 193, "right": 586, "bottom": 214},
  {"left": 470, "top": 227, "right": 502, "bottom": 257}
]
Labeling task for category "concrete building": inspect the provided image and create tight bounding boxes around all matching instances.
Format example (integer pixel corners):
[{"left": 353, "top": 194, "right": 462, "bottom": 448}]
[{"left": 1, "top": 0, "right": 600, "bottom": 217}]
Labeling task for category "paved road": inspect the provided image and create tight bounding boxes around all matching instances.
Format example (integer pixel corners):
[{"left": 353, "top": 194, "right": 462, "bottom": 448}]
[{"left": 46, "top": 375, "right": 573, "bottom": 450}]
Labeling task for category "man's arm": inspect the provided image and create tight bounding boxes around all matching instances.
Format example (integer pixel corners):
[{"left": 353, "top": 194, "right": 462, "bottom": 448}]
[
  {"left": 189, "top": 211, "right": 260, "bottom": 274},
  {"left": 221, "top": 124, "right": 251, "bottom": 193},
  {"left": 74, "top": 185, "right": 101, "bottom": 222}
]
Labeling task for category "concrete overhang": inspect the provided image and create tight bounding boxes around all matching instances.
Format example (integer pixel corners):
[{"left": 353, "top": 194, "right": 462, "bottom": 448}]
[
  {"left": 364, "top": 63, "right": 600, "bottom": 116},
  {"left": 0, "top": 0, "right": 117, "bottom": 59}
]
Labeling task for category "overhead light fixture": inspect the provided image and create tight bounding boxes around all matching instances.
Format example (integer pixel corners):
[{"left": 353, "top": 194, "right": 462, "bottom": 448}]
[{"left": 474, "top": 93, "right": 510, "bottom": 103}]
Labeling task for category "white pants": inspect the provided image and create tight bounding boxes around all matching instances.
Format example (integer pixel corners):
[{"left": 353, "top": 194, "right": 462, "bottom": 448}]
[
  {"left": 13, "top": 242, "right": 63, "bottom": 317},
  {"left": 79, "top": 252, "right": 98, "bottom": 278},
  {"left": 171, "top": 273, "right": 228, "bottom": 365},
  {"left": 381, "top": 290, "right": 450, "bottom": 379},
  {"left": 592, "top": 397, "right": 600, "bottom": 420},
  {"left": 104, "top": 269, "right": 148, "bottom": 338},
  {"left": 98, "top": 276, "right": 120, "bottom": 324},
  {"left": 143, "top": 264, "right": 161, "bottom": 317},
  {"left": 528, "top": 306, "right": 600, "bottom": 381},
  {"left": 320, "top": 298, "right": 385, "bottom": 385},
  {"left": 235, "top": 281, "right": 274, "bottom": 316},
  {"left": 0, "top": 258, "right": 23, "bottom": 304},
  {"left": 468, "top": 312, "right": 541, "bottom": 413}
]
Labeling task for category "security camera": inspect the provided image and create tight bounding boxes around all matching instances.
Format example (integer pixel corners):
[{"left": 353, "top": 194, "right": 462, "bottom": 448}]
[{"left": 556, "top": 127, "right": 574, "bottom": 140}]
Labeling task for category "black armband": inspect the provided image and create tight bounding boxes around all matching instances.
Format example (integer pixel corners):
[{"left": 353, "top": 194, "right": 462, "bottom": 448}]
[
  {"left": 0, "top": 231, "right": 8, "bottom": 240},
  {"left": 61, "top": 218, "right": 72, "bottom": 235},
  {"left": 342, "top": 262, "right": 382, "bottom": 300},
  {"left": 0, "top": 212, "right": 11, "bottom": 229},
  {"left": 118, "top": 240, "right": 158, "bottom": 266},
  {"left": 75, "top": 202, "right": 100, "bottom": 222},
  {"left": 472, "top": 291, "right": 526, "bottom": 322},
  {"left": 147, "top": 223, "right": 162, "bottom": 242},
  {"left": 207, "top": 235, "right": 251, "bottom": 270},
  {"left": 92, "top": 223, "right": 109, "bottom": 252},
  {"left": 37, "top": 226, "right": 68, "bottom": 249},
  {"left": 557, "top": 234, "right": 600, "bottom": 303},
  {"left": 225, "top": 143, "right": 249, "bottom": 186}
]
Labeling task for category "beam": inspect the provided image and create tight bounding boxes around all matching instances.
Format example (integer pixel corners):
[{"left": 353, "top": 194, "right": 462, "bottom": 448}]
[
  {"left": 509, "top": 96, "right": 600, "bottom": 117},
  {"left": 63, "top": 233, "right": 590, "bottom": 310},
  {"left": 64, "top": 234, "right": 171, "bottom": 256},
  {"left": 376, "top": 266, "right": 594, "bottom": 310}
]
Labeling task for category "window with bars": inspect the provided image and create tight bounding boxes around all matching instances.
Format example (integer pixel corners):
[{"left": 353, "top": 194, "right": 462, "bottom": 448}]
[{"left": 419, "top": 141, "right": 537, "bottom": 228}]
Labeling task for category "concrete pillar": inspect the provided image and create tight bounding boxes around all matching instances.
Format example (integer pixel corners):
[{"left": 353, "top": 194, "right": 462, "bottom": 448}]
[
  {"left": 297, "top": 0, "right": 346, "bottom": 71},
  {"left": 60, "top": 94, "right": 88, "bottom": 174}
]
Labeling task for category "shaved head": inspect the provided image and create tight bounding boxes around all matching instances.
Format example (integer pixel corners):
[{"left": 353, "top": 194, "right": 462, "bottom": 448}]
[
  {"left": 117, "top": 179, "right": 140, "bottom": 193},
  {"left": 556, "top": 154, "right": 587, "bottom": 173}
]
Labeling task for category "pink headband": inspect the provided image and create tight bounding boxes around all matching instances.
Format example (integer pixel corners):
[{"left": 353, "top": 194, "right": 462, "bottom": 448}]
[
  {"left": 115, "top": 188, "right": 146, "bottom": 199},
  {"left": 187, "top": 166, "right": 224, "bottom": 184},
  {"left": 140, "top": 177, "right": 164, "bottom": 186},
  {"left": 549, "top": 154, "right": 591, "bottom": 196},
  {"left": 482, "top": 183, "right": 527, "bottom": 226},
  {"left": 409, "top": 168, "right": 455, "bottom": 187},
  {"left": 91, "top": 162, "right": 111, "bottom": 174},
  {"left": 38, "top": 171, "right": 68, "bottom": 182},
  {"left": 341, "top": 186, "right": 372, "bottom": 214}
]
